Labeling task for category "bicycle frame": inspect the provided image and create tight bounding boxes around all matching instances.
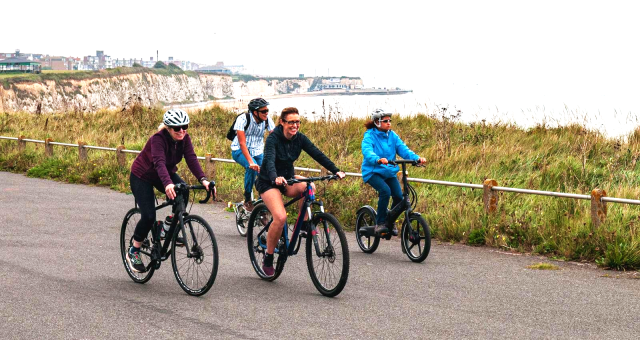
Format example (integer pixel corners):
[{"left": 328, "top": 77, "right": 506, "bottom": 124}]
[
  {"left": 256, "top": 179, "right": 332, "bottom": 258},
  {"left": 385, "top": 161, "right": 415, "bottom": 229},
  {"left": 144, "top": 184, "right": 213, "bottom": 264}
]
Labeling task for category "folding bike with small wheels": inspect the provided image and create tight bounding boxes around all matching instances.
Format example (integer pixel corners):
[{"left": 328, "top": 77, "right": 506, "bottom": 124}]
[{"left": 355, "top": 160, "right": 431, "bottom": 262}]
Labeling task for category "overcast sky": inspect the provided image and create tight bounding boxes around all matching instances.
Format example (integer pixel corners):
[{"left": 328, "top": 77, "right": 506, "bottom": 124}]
[{"left": 3, "top": 0, "right": 639, "bottom": 116}]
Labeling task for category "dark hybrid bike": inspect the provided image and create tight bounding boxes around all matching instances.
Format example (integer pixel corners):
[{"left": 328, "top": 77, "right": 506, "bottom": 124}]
[
  {"left": 246, "top": 175, "right": 350, "bottom": 297},
  {"left": 232, "top": 194, "right": 263, "bottom": 237},
  {"left": 120, "top": 183, "right": 219, "bottom": 296},
  {"left": 356, "top": 159, "right": 431, "bottom": 262}
]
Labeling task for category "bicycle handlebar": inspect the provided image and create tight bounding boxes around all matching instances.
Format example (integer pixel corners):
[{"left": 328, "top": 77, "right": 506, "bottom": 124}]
[
  {"left": 173, "top": 182, "right": 217, "bottom": 204},
  {"left": 271, "top": 174, "right": 340, "bottom": 186},
  {"left": 387, "top": 160, "right": 419, "bottom": 166}
]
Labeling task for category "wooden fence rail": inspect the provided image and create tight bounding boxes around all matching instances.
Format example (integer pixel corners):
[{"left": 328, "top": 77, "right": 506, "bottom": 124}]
[{"left": 3, "top": 135, "right": 638, "bottom": 228}]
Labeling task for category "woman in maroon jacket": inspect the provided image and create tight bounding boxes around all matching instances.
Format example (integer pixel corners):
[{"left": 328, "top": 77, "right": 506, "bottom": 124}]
[{"left": 126, "top": 109, "right": 211, "bottom": 273}]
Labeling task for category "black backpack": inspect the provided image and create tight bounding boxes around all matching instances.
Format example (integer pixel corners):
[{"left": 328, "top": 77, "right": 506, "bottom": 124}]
[{"left": 226, "top": 112, "right": 251, "bottom": 141}]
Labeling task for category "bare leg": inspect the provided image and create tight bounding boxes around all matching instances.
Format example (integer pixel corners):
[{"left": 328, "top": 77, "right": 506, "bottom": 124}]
[
  {"left": 289, "top": 175, "right": 315, "bottom": 222},
  {"left": 260, "top": 189, "right": 287, "bottom": 254}
]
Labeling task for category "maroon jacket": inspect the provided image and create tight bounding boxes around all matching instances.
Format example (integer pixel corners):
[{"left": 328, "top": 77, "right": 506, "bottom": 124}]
[{"left": 131, "top": 128, "right": 206, "bottom": 188}]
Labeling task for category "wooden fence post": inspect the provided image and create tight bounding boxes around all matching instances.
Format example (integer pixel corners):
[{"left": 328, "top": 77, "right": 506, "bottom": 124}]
[
  {"left": 205, "top": 153, "right": 216, "bottom": 180},
  {"left": 45, "top": 138, "right": 54, "bottom": 157},
  {"left": 116, "top": 145, "right": 126, "bottom": 167},
  {"left": 78, "top": 141, "right": 87, "bottom": 162},
  {"left": 18, "top": 135, "right": 26, "bottom": 152},
  {"left": 591, "top": 188, "right": 607, "bottom": 229},
  {"left": 483, "top": 179, "right": 499, "bottom": 214}
]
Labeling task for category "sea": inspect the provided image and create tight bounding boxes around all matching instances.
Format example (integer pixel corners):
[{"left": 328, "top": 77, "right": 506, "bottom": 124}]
[{"left": 185, "top": 82, "right": 640, "bottom": 140}]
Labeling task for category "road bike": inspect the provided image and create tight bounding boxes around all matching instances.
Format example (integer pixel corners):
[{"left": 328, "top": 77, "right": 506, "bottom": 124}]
[
  {"left": 120, "top": 182, "right": 219, "bottom": 296},
  {"left": 246, "top": 175, "right": 349, "bottom": 297},
  {"left": 355, "top": 159, "right": 431, "bottom": 262},
  {"left": 231, "top": 193, "right": 263, "bottom": 237}
]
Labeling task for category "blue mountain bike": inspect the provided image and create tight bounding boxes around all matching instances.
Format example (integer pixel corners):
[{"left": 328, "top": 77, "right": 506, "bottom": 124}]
[{"left": 246, "top": 175, "right": 349, "bottom": 297}]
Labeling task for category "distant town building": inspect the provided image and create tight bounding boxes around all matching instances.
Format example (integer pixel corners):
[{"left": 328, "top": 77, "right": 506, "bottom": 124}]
[
  {"left": 1, "top": 49, "right": 233, "bottom": 73},
  {"left": 312, "top": 77, "right": 364, "bottom": 91},
  {"left": 196, "top": 61, "right": 244, "bottom": 74},
  {"left": 0, "top": 57, "right": 42, "bottom": 73}
]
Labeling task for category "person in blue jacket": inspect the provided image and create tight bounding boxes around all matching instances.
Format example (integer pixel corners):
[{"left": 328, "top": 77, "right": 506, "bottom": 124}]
[{"left": 361, "top": 109, "right": 426, "bottom": 236}]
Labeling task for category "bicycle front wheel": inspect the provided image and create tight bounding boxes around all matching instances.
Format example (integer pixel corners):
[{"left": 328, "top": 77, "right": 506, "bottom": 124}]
[
  {"left": 306, "top": 212, "right": 349, "bottom": 297},
  {"left": 120, "top": 208, "right": 155, "bottom": 283},
  {"left": 171, "top": 215, "right": 218, "bottom": 296},
  {"left": 401, "top": 214, "right": 431, "bottom": 263},
  {"left": 247, "top": 203, "right": 285, "bottom": 281}
]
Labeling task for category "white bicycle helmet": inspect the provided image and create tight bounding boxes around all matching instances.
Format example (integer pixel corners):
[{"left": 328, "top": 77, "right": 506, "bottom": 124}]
[
  {"left": 163, "top": 109, "right": 190, "bottom": 126},
  {"left": 371, "top": 108, "right": 391, "bottom": 121},
  {"left": 371, "top": 108, "right": 391, "bottom": 127}
]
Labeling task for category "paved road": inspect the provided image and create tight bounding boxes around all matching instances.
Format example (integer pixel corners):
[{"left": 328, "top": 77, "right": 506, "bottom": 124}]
[{"left": 1, "top": 172, "right": 639, "bottom": 339}]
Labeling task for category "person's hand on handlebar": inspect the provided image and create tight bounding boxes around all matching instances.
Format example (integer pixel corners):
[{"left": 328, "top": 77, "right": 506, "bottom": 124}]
[
  {"left": 336, "top": 171, "right": 346, "bottom": 179},
  {"left": 165, "top": 183, "right": 177, "bottom": 200},
  {"left": 377, "top": 158, "right": 389, "bottom": 165},
  {"left": 275, "top": 176, "right": 288, "bottom": 186},
  {"left": 202, "top": 180, "right": 211, "bottom": 191},
  {"left": 417, "top": 157, "right": 426, "bottom": 165}
]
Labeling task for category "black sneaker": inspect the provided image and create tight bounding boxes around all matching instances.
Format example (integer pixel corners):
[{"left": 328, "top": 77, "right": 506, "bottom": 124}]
[{"left": 127, "top": 247, "right": 146, "bottom": 273}]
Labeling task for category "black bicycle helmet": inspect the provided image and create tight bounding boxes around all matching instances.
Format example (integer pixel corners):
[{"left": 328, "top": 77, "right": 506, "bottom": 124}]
[{"left": 248, "top": 98, "right": 269, "bottom": 112}]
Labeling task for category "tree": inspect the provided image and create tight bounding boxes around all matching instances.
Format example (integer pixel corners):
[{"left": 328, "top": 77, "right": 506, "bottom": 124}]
[{"left": 153, "top": 61, "right": 167, "bottom": 69}]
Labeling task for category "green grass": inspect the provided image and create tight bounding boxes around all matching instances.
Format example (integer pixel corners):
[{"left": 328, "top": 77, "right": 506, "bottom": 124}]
[
  {"left": 2, "top": 105, "right": 640, "bottom": 270},
  {"left": 527, "top": 262, "right": 561, "bottom": 270}
]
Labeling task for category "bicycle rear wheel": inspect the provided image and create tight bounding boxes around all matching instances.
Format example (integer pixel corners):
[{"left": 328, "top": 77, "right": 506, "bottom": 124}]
[
  {"left": 120, "top": 208, "right": 155, "bottom": 283},
  {"left": 247, "top": 203, "right": 285, "bottom": 281},
  {"left": 234, "top": 203, "right": 249, "bottom": 237},
  {"left": 355, "top": 207, "right": 380, "bottom": 253},
  {"left": 306, "top": 212, "right": 349, "bottom": 297},
  {"left": 401, "top": 214, "right": 431, "bottom": 263},
  {"left": 171, "top": 215, "right": 218, "bottom": 296}
]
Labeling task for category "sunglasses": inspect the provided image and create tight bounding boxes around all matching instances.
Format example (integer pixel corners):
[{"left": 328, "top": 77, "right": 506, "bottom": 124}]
[
  {"left": 257, "top": 109, "right": 269, "bottom": 114},
  {"left": 170, "top": 125, "right": 188, "bottom": 132},
  {"left": 282, "top": 119, "right": 301, "bottom": 126},
  {"left": 380, "top": 119, "right": 392, "bottom": 123}
]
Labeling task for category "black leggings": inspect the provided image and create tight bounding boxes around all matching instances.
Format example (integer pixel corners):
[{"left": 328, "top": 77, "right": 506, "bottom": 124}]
[{"left": 130, "top": 172, "right": 184, "bottom": 243}]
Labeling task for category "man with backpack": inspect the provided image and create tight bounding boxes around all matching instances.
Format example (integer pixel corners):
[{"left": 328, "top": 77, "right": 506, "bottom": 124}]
[{"left": 230, "top": 98, "right": 275, "bottom": 211}]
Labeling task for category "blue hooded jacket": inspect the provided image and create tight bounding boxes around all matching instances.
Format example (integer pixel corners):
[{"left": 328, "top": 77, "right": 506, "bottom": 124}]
[{"left": 361, "top": 127, "right": 419, "bottom": 183}]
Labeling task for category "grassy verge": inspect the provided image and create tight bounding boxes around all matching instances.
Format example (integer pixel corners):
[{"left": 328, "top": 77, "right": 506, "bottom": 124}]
[{"left": 2, "top": 105, "right": 640, "bottom": 270}]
